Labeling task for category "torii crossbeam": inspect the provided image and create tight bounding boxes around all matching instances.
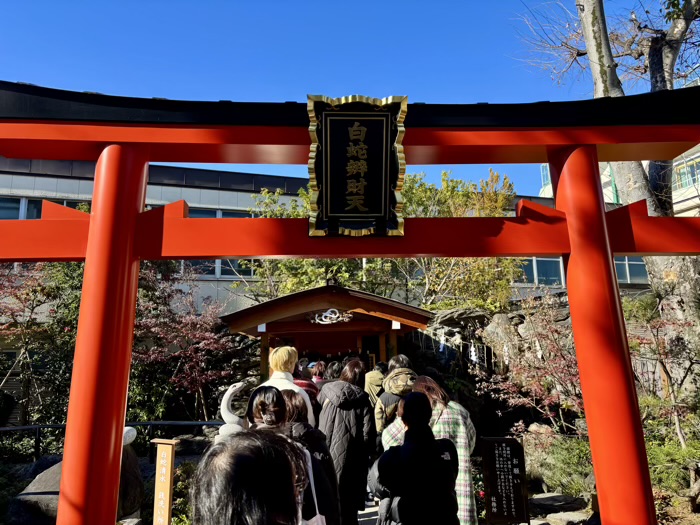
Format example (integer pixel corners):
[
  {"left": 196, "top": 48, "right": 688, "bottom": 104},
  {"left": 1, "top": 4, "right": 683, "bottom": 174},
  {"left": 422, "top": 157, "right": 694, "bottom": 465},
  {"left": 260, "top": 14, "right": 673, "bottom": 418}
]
[{"left": 1, "top": 81, "right": 700, "bottom": 525}]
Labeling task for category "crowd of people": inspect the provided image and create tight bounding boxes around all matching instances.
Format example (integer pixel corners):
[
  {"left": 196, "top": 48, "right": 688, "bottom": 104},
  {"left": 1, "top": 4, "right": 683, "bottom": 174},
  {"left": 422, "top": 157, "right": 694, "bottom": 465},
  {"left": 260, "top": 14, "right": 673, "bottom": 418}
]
[{"left": 191, "top": 345, "right": 477, "bottom": 525}]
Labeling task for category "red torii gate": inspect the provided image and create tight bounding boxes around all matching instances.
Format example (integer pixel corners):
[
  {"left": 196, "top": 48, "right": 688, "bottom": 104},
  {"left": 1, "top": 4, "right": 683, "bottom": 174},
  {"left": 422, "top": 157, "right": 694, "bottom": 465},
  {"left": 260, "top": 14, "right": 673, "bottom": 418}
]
[{"left": 1, "top": 82, "right": 700, "bottom": 525}]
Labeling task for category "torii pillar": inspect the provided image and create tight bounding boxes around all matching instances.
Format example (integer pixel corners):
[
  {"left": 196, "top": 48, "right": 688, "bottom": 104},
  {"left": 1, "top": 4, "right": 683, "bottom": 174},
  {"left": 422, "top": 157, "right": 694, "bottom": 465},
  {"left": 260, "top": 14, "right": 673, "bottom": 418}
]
[
  {"left": 56, "top": 145, "right": 148, "bottom": 525},
  {"left": 550, "top": 146, "right": 656, "bottom": 525}
]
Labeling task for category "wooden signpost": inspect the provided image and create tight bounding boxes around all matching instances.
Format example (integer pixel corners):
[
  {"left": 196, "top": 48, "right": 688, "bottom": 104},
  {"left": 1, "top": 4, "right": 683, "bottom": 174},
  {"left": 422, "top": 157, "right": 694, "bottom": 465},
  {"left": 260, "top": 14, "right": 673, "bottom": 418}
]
[{"left": 151, "top": 438, "right": 179, "bottom": 525}]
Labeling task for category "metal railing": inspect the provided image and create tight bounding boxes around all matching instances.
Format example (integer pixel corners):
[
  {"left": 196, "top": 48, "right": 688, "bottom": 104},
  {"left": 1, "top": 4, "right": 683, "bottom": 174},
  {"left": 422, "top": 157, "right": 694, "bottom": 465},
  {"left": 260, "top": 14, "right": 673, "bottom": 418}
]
[{"left": 0, "top": 420, "right": 223, "bottom": 462}]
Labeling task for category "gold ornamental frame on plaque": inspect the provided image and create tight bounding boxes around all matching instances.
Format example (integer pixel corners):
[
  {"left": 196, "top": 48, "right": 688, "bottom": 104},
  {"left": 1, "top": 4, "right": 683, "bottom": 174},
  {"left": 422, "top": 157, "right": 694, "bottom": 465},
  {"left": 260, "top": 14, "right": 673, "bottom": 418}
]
[{"left": 307, "top": 94, "right": 407, "bottom": 237}]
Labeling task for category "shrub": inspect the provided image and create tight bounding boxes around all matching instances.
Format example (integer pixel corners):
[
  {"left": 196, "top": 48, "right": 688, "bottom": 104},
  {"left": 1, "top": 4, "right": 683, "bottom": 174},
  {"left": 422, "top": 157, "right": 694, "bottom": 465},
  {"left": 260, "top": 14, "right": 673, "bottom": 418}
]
[
  {"left": 640, "top": 395, "right": 700, "bottom": 494},
  {"left": 172, "top": 461, "right": 196, "bottom": 524},
  {"left": 540, "top": 436, "right": 593, "bottom": 497},
  {"left": 523, "top": 431, "right": 592, "bottom": 497},
  {"left": 646, "top": 439, "right": 700, "bottom": 494}
]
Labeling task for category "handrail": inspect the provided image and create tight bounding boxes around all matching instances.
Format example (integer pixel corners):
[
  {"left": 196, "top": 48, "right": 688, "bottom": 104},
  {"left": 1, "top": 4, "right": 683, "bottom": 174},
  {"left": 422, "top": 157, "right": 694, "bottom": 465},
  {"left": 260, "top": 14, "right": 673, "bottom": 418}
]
[{"left": 0, "top": 420, "right": 224, "bottom": 461}]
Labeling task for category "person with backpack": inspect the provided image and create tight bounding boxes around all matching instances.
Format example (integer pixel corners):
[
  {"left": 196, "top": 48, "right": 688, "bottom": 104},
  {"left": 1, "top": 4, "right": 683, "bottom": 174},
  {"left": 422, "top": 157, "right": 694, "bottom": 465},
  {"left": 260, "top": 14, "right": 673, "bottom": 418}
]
[
  {"left": 372, "top": 392, "right": 459, "bottom": 525},
  {"left": 382, "top": 376, "right": 478, "bottom": 525}
]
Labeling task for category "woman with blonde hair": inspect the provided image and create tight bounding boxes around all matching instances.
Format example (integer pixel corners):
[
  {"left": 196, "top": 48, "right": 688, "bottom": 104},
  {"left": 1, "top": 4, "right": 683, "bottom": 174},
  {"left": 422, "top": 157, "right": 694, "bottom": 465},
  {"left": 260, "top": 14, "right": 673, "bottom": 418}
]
[{"left": 260, "top": 345, "right": 315, "bottom": 426}]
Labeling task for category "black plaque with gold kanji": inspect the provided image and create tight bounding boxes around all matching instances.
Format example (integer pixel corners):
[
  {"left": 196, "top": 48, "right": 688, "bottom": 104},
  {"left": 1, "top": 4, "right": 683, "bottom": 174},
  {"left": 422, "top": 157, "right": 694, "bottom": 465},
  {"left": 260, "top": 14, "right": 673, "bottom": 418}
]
[{"left": 308, "top": 95, "right": 407, "bottom": 237}]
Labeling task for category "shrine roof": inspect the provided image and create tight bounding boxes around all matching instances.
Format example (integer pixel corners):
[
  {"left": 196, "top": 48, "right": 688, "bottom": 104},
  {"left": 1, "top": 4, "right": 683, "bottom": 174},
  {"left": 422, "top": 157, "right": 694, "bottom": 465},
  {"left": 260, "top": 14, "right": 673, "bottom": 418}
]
[{"left": 220, "top": 285, "right": 432, "bottom": 337}]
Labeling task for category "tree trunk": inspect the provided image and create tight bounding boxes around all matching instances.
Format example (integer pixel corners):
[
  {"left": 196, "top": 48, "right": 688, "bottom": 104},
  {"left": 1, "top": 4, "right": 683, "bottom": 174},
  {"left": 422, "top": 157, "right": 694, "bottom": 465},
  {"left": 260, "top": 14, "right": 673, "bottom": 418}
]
[
  {"left": 576, "top": 0, "right": 625, "bottom": 98},
  {"left": 19, "top": 356, "right": 30, "bottom": 426},
  {"left": 648, "top": 37, "right": 670, "bottom": 92},
  {"left": 199, "top": 386, "right": 210, "bottom": 421},
  {"left": 647, "top": 160, "right": 674, "bottom": 216},
  {"left": 659, "top": 359, "right": 688, "bottom": 448},
  {"left": 577, "top": 0, "right": 700, "bottom": 334},
  {"left": 610, "top": 160, "right": 662, "bottom": 216}
]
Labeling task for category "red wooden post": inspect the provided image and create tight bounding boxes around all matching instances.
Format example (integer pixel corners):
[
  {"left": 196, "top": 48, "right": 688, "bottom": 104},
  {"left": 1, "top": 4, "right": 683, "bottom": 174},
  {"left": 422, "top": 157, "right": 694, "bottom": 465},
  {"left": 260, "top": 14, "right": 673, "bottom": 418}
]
[
  {"left": 550, "top": 146, "right": 656, "bottom": 525},
  {"left": 56, "top": 145, "right": 149, "bottom": 525}
]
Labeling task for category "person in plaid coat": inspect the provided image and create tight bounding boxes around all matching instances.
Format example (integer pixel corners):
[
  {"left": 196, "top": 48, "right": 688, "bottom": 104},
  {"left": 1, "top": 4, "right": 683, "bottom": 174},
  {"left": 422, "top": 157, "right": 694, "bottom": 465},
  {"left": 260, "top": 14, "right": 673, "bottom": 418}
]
[{"left": 381, "top": 376, "right": 477, "bottom": 525}]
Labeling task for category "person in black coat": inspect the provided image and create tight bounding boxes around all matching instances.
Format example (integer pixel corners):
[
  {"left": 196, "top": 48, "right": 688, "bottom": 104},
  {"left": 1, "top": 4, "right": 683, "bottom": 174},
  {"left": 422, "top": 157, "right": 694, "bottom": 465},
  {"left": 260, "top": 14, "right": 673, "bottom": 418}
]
[
  {"left": 247, "top": 386, "right": 340, "bottom": 525},
  {"left": 375, "top": 392, "right": 459, "bottom": 525},
  {"left": 281, "top": 389, "right": 340, "bottom": 525},
  {"left": 318, "top": 359, "right": 375, "bottom": 525}
]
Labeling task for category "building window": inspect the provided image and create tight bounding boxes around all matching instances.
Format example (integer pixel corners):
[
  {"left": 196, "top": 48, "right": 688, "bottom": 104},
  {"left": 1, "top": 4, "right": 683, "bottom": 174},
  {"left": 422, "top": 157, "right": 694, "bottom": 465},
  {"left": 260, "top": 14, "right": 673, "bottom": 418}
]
[
  {"left": 672, "top": 157, "right": 700, "bottom": 190},
  {"left": 45, "top": 199, "right": 91, "bottom": 213},
  {"left": 188, "top": 208, "right": 218, "bottom": 276},
  {"left": 26, "top": 199, "right": 42, "bottom": 219},
  {"left": 0, "top": 197, "right": 21, "bottom": 219},
  {"left": 540, "top": 164, "right": 551, "bottom": 187},
  {"left": 0, "top": 197, "right": 60, "bottom": 220},
  {"left": 615, "top": 256, "right": 649, "bottom": 284},
  {"left": 519, "top": 256, "right": 649, "bottom": 287},
  {"left": 518, "top": 257, "right": 566, "bottom": 286}
]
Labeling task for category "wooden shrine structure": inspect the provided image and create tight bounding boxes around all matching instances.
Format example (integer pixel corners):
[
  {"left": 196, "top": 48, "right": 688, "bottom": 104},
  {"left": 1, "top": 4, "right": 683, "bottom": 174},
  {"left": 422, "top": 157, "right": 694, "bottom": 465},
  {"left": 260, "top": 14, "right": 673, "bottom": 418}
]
[{"left": 221, "top": 284, "right": 432, "bottom": 374}]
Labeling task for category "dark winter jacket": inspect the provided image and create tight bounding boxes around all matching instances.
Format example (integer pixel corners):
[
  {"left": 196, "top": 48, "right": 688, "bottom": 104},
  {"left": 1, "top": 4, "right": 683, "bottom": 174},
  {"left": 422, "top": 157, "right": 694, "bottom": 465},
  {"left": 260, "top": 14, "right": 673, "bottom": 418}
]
[
  {"left": 368, "top": 459, "right": 400, "bottom": 525},
  {"left": 258, "top": 423, "right": 340, "bottom": 525},
  {"left": 377, "top": 426, "right": 459, "bottom": 525},
  {"left": 318, "top": 380, "right": 376, "bottom": 514},
  {"left": 285, "top": 421, "right": 340, "bottom": 523},
  {"left": 375, "top": 368, "right": 416, "bottom": 432}
]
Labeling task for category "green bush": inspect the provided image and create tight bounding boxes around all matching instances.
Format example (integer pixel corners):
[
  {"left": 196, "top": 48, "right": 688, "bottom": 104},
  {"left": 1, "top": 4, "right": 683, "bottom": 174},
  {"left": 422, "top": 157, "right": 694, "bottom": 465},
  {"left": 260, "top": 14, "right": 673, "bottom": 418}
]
[
  {"left": 172, "top": 461, "right": 196, "bottom": 524},
  {"left": 0, "top": 434, "right": 36, "bottom": 463},
  {"left": 639, "top": 395, "right": 700, "bottom": 494},
  {"left": 646, "top": 439, "right": 700, "bottom": 494},
  {"left": 540, "top": 436, "right": 593, "bottom": 497}
]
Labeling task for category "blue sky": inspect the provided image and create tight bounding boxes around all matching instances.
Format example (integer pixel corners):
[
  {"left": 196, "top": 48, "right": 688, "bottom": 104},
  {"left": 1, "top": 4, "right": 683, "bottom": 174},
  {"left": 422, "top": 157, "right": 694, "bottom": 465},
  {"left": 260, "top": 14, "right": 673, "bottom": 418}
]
[{"left": 0, "top": 1, "right": 612, "bottom": 196}]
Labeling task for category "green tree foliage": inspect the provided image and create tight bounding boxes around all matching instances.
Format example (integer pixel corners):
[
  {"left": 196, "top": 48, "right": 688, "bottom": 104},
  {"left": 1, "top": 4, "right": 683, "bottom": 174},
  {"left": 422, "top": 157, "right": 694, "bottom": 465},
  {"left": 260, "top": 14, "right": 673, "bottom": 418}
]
[
  {"left": 132, "top": 261, "right": 258, "bottom": 422},
  {"left": 623, "top": 294, "right": 699, "bottom": 448},
  {"left": 32, "top": 261, "right": 85, "bottom": 425},
  {"left": 398, "top": 170, "right": 522, "bottom": 310},
  {"left": 0, "top": 259, "right": 251, "bottom": 431},
  {"left": 228, "top": 187, "right": 399, "bottom": 301},
  {"left": 477, "top": 292, "right": 584, "bottom": 433},
  {"left": 0, "top": 263, "right": 51, "bottom": 425},
  {"left": 231, "top": 170, "right": 521, "bottom": 311}
]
